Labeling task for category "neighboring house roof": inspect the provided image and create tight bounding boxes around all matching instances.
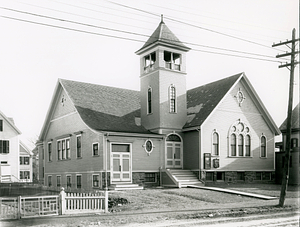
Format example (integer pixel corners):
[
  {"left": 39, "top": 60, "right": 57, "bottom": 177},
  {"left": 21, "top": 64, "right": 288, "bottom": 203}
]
[
  {"left": 20, "top": 140, "right": 33, "bottom": 156},
  {"left": 136, "top": 20, "right": 190, "bottom": 54},
  {"left": 59, "top": 79, "right": 152, "bottom": 134},
  {"left": 279, "top": 103, "right": 300, "bottom": 132},
  {"left": 0, "top": 110, "right": 21, "bottom": 134}
]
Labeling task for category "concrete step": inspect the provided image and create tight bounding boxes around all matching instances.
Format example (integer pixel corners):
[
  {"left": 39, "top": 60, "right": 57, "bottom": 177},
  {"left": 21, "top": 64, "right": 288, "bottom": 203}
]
[
  {"left": 168, "top": 169, "right": 193, "bottom": 173},
  {"left": 172, "top": 172, "right": 196, "bottom": 176},
  {"left": 109, "top": 183, "right": 144, "bottom": 191},
  {"left": 180, "top": 182, "right": 204, "bottom": 188},
  {"left": 175, "top": 176, "right": 199, "bottom": 181},
  {"left": 167, "top": 169, "right": 204, "bottom": 188},
  {"left": 177, "top": 179, "right": 201, "bottom": 183}
]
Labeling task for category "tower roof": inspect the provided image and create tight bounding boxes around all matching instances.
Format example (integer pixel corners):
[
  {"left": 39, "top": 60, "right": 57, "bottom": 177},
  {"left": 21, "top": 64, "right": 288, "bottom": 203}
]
[{"left": 136, "top": 19, "right": 190, "bottom": 54}]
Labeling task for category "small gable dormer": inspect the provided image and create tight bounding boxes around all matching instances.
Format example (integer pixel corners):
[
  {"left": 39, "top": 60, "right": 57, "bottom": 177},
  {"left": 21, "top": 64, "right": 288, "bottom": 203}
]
[{"left": 136, "top": 17, "right": 190, "bottom": 134}]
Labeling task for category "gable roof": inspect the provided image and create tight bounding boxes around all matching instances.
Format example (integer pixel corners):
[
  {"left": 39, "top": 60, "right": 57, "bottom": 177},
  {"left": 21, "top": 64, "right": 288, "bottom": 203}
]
[
  {"left": 0, "top": 110, "right": 21, "bottom": 134},
  {"left": 184, "top": 73, "right": 242, "bottom": 129},
  {"left": 279, "top": 103, "right": 300, "bottom": 132},
  {"left": 184, "top": 73, "right": 281, "bottom": 135},
  {"left": 136, "top": 21, "right": 190, "bottom": 54},
  {"left": 19, "top": 140, "right": 33, "bottom": 156},
  {"left": 59, "top": 79, "right": 152, "bottom": 134},
  {"left": 40, "top": 73, "right": 280, "bottom": 138}
]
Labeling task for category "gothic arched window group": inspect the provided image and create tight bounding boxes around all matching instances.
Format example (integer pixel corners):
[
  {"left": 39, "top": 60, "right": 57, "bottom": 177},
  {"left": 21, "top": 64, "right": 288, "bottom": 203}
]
[{"left": 229, "top": 120, "right": 251, "bottom": 157}]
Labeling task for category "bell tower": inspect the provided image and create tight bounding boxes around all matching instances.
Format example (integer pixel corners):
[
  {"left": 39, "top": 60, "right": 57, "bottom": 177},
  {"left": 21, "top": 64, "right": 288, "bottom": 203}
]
[{"left": 136, "top": 17, "right": 190, "bottom": 134}]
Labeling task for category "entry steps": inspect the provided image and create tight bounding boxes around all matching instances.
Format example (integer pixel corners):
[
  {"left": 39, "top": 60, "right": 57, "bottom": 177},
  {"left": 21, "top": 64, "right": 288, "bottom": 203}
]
[
  {"left": 109, "top": 183, "right": 144, "bottom": 191},
  {"left": 168, "top": 169, "right": 204, "bottom": 188}
]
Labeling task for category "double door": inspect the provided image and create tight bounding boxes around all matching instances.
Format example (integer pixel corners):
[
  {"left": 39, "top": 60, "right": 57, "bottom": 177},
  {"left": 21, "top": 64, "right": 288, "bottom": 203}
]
[
  {"left": 111, "top": 153, "right": 131, "bottom": 182},
  {"left": 166, "top": 142, "right": 182, "bottom": 168}
]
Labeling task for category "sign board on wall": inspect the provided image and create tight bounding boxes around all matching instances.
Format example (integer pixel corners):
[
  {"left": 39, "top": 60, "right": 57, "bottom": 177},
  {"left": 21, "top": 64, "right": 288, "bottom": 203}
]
[
  {"left": 213, "top": 159, "right": 219, "bottom": 168},
  {"left": 204, "top": 153, "right": 211, "bottom": 169}
]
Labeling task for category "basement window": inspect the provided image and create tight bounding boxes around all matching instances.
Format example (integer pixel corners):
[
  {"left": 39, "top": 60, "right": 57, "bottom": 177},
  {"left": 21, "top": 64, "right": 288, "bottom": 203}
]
[
  {"left": 216, "top": 172, "right": 224, "bottom": 181},
  {"left": 206, "top": 172, "right": 214, "bottom": 181},
  {"left": 145, "top": 173, "right": 156, "bottom": 183},
  {"left": 237, "top": 172, "right": 245, "bottom": 181}
]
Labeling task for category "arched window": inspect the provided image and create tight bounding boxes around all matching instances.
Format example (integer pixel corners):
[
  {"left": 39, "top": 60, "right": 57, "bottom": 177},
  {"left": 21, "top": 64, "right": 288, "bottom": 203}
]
[
  {"left": 166, "top": 134, "right": 181, "bottom": 142},
  {"left": 212, "top": 132, "right": 219, "bottom": 156},
  {"left": 147, "top": 87, "right": 152, "bottom": 114},
  {"left": 238, "top": 134, "right": 244, "bottom": 156},
  {"left": 260, "top": 136, "right": 266, "bottom": 157},
  {"left": 229, "top": 120, "right": 251, "bottom": 157},
  {"left": 169, "top": 85, "right": 176, "bottom": 113},
  {"left": 245, "top": 135, "right": 251, "bottom": 156},
  {"left": 231, "top": 134, "right": 236, "bottom": 156}
]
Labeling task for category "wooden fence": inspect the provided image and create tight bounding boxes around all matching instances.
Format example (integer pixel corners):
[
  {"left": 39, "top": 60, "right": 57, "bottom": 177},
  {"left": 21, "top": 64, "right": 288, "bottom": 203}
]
[
  {"left": 61, "top": 189, "right": 108, "bottom": 215},
  {"left": 0, "top": 188, "right": 108, "bottom": 220},
  {"left": 0, "top": 197, "right": 18, "bottom": 220}
]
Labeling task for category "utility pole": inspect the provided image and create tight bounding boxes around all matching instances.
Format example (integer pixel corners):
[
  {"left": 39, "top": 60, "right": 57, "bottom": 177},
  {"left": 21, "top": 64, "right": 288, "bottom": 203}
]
[{"left": 272, "top": 28, "right": 299, "bottom": 207}]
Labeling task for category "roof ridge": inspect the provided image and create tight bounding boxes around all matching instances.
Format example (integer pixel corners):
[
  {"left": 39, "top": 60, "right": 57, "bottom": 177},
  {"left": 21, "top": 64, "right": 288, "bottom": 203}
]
[
  {"left": 187, "top": 73, "right": 242, "bottom": 92},
  {"left": 59, "top": 78, "right": 139, "bottom": 93},
  {"left": 158, "top": 21, "right": 164, "bottom": 40},
  {"left": 136, "top": 20, "right": 190, "bottom": 53}
]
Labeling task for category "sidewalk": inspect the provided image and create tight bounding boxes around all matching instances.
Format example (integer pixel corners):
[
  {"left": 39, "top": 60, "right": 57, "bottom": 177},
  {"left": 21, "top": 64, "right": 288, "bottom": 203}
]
[
  {"left": 1, "top": 198, "right": 299, "bottom": 227},
  {"left": 188, "top": 185, "right": 278, "bottom": 200}
]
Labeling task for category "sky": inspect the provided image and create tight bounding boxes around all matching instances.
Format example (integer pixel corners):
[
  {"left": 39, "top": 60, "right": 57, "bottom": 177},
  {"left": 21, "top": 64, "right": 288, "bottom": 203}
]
[{"left": 0, "top": 0, "right": 299, "bottom": 149}]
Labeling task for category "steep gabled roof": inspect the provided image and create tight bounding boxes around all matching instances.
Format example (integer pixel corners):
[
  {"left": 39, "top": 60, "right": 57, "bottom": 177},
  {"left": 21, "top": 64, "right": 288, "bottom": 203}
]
[
  {"left": 20, "top": 140, "right": 33, "bottom": 156},
  {"left": 136, "top": 21, "right": 190, "bottom": 54},
  {"left": 59, "top": 79, "right": 152, "bottom": 134},
  {"left": 0, "top": 110, "right": 21, "bottom": 134},
  {"left": 184, "top": 73, "right": 281, "bottom": 135},
  {"left": 184, "top": 73, "right": 242, "bottom": 129},
  {"left": 279, "top": 103, "right": 300, "bottom": 132}
]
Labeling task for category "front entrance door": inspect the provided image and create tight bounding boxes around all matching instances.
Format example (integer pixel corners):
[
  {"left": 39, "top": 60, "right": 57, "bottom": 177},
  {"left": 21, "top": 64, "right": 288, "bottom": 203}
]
[
  {"left": 165, "top": 134, "right": 182, "bottom": 168},
  {"left": 111, "top": 144, "right": 131, "bottom": 182}
]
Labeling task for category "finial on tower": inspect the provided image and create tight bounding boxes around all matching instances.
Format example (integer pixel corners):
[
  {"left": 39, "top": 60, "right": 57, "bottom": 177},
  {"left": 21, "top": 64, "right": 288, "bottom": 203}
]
[{"left": 161, "top": 14, "right": 164, "bottom": 23}]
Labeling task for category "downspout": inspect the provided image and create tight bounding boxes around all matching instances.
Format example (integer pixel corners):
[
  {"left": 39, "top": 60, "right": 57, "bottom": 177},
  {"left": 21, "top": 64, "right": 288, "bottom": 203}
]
[
  {"left": 103, "top": 133, "right": 109, "bottom": 190},
  {"left": 196, "top": 126, "right": 202, "bottom": 182}
]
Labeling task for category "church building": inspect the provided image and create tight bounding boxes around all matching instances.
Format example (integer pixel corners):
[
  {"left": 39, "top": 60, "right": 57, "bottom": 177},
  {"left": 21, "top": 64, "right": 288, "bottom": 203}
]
[{"left": 38, "top": 19, "right": 280, "bottom": 190}]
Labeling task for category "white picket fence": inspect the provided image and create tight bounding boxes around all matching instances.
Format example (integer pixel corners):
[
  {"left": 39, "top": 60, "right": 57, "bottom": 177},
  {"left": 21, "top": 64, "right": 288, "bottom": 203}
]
[
  {"left": 0, "top": 188, "right": 108, "bottom": 220},
  {"left": 61, "top": 189, "right": 108, "bottom": 215}
]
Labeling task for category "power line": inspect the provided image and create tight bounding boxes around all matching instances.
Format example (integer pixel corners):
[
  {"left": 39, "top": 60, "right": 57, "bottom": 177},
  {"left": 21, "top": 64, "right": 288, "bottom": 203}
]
[
  {"left": 106, "top": 0, "right": 285, "bottom": 52},
  {"left": 1, "top": 15, "right": 284, "bottom": 64},
  {"left": 47, "top": 0, "right": 157, "bottom": 25},
  {"left": 147, "top": 3, "right": 284, "bottom": 43},
  {"left": 15, "top": 1, "right": 154, "bottom": 32},
  {"left": 165, "top": 16, "right": 284, "bottom": 52},
  {"left": 104, "top": 0, "right": 159, "bottom": 18},
  {"left": 0, "top": 7, "right": 284, "bottom": 61},
  {"left": 147, "top": 2, "right": 291, "bottom": 35},
  {"left": 0, "top": 15, "right": 146, "bottom": 43},
  {"left": 0, "top": 7, "right": 150, "bottom": 38}
]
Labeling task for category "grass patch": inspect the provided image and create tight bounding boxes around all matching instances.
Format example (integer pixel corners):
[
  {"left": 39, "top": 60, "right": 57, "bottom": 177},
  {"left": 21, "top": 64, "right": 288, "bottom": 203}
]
[{"left": 107, "top": 184, "right": 299, "bottom": 214}]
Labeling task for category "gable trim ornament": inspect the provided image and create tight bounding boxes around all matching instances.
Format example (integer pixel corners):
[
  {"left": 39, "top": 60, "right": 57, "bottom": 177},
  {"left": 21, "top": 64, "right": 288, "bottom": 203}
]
[{"left": 235, "top": 88, "right": 245, "bottom": 106}]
